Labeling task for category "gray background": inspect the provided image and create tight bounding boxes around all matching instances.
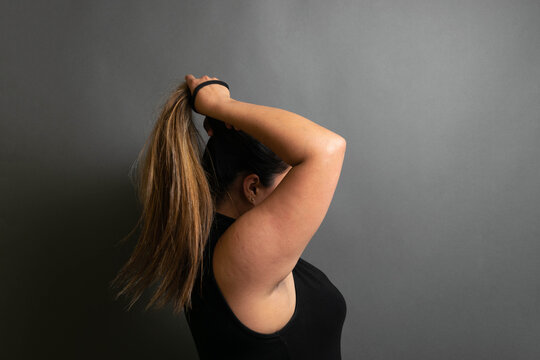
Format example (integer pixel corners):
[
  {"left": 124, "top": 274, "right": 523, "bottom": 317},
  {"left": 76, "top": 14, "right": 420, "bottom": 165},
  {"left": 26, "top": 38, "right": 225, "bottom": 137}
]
[{"left": 1, "top": 0, "right": 539, "bottom": 359}]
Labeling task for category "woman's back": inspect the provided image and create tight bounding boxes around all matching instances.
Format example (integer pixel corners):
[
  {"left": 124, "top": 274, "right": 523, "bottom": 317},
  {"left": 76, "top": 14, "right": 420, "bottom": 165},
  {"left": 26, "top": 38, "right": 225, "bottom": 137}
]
[{"left": 184, "top": 212, "right": 347, "bottom": 359}]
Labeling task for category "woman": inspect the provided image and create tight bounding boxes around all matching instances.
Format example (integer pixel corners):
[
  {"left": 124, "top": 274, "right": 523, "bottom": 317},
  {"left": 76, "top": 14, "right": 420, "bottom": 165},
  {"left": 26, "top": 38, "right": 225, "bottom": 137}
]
[{"left": 111, "top": 74, "right": 347, "bottom": 359}]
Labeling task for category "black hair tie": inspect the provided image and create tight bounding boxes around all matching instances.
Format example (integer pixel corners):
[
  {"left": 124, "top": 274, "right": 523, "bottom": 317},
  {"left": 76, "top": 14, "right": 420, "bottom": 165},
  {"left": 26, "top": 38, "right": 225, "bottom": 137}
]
[{"left": 189, "top": 79, "right": 230, "bottom": 114}]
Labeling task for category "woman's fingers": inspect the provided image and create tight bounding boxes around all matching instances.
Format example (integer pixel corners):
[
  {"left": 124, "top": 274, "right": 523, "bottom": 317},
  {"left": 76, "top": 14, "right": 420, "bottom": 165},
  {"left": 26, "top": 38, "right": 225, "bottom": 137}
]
[
  {"left": 224, "top": 122, "right": 240, "bottom": 131},
  {"left": 203, "top": 119, "right": 238, "bottom": 136},
  {"left": 203, "top": 117, "right": 213, "bottom": 136}
]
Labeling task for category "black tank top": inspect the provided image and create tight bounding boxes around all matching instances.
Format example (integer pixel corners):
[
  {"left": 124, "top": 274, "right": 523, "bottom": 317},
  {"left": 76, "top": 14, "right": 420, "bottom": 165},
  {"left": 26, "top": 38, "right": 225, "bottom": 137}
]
[{"left": 184, "top": 212, "right": 347, "bottom": 359}]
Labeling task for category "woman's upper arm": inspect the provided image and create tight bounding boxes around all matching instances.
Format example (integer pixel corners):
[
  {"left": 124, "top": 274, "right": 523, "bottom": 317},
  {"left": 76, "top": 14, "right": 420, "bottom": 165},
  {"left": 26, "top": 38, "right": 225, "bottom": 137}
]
[{"left": 213, "top": 137, "right": 346, "bottom": 296}]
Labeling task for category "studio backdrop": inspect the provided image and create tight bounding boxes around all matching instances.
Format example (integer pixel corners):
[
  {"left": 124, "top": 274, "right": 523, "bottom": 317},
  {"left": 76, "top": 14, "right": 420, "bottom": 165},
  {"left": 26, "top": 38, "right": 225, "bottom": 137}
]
[{"left": 1, "top": 1, "right": 539, "bottom": 359}]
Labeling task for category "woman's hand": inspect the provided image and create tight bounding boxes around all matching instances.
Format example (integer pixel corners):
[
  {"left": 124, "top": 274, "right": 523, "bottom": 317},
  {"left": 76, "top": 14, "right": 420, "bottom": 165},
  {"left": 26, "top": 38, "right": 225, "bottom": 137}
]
[{"left": 185, "top": 74, "right": 238, "bottom": 133}]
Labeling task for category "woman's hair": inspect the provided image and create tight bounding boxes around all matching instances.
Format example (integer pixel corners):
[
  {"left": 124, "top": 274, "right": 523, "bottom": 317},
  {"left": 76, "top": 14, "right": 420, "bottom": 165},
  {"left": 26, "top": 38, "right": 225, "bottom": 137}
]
[{"left": 110, "top": 81, "right": 289, "bottom": 315}]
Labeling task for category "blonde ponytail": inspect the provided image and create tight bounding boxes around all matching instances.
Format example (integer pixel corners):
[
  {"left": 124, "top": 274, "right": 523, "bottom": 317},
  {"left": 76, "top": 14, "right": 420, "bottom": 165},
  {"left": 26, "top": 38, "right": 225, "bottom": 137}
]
[{"left": 110, "top": 81, "right": 214, "bottom": 315}]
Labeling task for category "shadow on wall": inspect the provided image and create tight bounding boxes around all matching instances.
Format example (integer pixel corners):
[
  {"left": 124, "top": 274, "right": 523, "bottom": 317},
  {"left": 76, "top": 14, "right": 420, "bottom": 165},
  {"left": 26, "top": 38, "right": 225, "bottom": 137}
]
[{"left": 2, "top": 165, "right": 199, "bottom": 359}]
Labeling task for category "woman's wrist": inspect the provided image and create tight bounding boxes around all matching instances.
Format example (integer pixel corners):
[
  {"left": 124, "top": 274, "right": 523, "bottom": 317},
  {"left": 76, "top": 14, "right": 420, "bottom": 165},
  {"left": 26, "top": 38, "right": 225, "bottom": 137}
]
[
  {"left": 208, "top": 98, "right": 238, "bottom": 121},
  {"left": 210, "top": 98, "right": 236, "bottom": 116}
]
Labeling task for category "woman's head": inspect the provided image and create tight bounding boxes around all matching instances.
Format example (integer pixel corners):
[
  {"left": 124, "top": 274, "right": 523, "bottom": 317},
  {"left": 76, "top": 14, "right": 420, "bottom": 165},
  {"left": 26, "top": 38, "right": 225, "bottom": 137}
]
[
  {"left": 110, "top": 81, "right": 289, "bottom": 315},
  {"left": 202, "top": 116, "right": 290, "bottom": 213}
]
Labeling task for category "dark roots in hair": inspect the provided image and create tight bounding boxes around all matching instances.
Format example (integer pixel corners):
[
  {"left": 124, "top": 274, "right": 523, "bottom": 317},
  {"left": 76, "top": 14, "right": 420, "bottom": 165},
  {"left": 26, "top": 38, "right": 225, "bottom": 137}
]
[{"left": 202, "top": 116, "right": 289, "bottom": 205}]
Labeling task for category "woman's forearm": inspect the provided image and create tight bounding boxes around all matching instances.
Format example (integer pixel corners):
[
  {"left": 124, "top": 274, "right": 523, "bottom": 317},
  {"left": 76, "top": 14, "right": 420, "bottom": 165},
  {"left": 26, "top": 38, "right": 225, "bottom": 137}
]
[{"left": 208, "top": 98, "right": 345, "bottom": 166}]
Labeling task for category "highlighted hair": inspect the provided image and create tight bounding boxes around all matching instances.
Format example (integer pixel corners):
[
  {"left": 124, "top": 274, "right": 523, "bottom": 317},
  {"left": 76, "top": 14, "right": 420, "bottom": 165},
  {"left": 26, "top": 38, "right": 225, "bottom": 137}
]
[{"left": 110, "top": 80, "right": 288, "bottom": 316}]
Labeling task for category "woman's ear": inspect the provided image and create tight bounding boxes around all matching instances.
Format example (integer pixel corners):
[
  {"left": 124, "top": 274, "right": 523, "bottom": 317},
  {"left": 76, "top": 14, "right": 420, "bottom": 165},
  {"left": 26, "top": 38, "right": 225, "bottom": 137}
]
[{"left": 242, "top": 173, "right": 260, "bottom": 202}]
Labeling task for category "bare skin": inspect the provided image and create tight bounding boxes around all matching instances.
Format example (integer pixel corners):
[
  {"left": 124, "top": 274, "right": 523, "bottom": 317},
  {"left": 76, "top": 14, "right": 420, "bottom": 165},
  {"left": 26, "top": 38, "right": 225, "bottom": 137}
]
[
  {"left": 186, "top": 74, "right": 346, "bottom": 335},
  {"left": 215, "top": 168, "right": 292, "bottom": 220}
]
